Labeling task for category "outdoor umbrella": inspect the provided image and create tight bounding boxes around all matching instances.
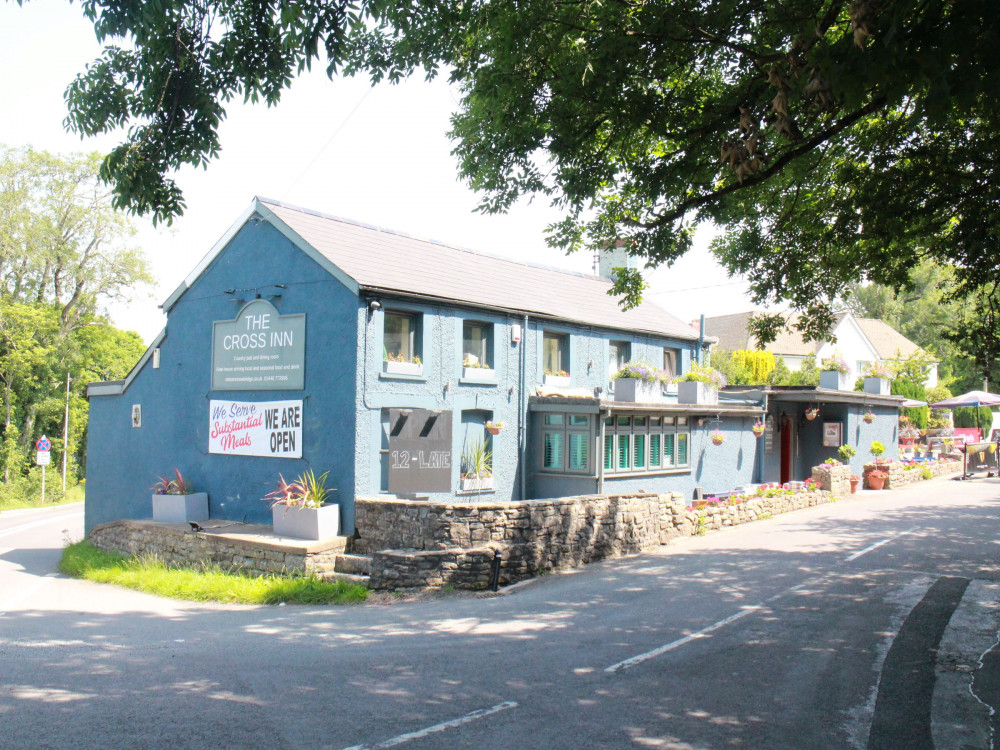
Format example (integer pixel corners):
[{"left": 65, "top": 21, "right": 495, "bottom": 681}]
[
  {"left": 900, "top": 399, "right": 927, "bottom": 408},
  {"left": 930, "top": 390, "right": 1000, "bottom": 408}
]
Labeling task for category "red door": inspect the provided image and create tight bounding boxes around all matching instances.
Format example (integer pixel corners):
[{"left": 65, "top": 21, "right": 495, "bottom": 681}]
[{"left": 780, "top": 417, "right": 793, "bottom": 484}]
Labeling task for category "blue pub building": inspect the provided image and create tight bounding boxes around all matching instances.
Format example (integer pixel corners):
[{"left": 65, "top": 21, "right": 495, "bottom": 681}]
[{"left": 85, "top": 198, "right": 898, "bottom": 535}]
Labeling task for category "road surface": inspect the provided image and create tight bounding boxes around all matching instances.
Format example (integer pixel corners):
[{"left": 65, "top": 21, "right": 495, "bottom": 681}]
[{"left": 2, "top": 479, "right": 999, "bottom": 749}]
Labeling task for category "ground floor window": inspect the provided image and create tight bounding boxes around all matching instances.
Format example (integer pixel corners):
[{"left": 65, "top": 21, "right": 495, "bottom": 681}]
[
  {"left": 604, "top": 415, "right": 689, "bottom": 473},
  {"left": 541, "top": 413, "right": 591, "bottom": 473}
]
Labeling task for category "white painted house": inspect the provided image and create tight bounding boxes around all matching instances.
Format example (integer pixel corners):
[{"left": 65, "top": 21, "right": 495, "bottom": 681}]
[{"left": 701, "top": 311, "right": 938, "bottom": 387}]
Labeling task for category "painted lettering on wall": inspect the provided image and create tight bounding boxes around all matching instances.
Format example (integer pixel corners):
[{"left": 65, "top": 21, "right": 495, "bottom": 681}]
[
  {"left": 212, "top": 299, "right": 305, "bottom": 391},
  {"left": 208, "top": 399, "right": 303, "bottom": 458}
]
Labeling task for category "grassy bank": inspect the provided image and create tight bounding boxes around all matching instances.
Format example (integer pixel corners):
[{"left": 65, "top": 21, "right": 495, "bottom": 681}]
[
  {"left": 0, "top": 482, "right": 84, "bottom": 512},
  {"left": 60, "top": 540, "right": 368, "bottom": 605}
]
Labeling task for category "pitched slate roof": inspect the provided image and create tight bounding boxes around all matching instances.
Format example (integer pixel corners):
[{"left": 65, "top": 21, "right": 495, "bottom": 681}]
[
  {"left": 258, "top": 198, "right": 699, "bottom": 341},
  {"left": 853, "top": 317, "right": 925, "bottom": 359},
  {"left": 701, "top": 311, "right": 824, "bottom": 355}
]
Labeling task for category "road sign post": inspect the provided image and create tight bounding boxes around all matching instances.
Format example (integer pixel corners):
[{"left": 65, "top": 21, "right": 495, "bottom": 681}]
[{"left": 36, "top": 436, "right": 51, "bottom": 502}]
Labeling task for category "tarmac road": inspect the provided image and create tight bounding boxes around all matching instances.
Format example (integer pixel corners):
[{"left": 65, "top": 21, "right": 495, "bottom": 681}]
[{"left": 2, "top": 479, "right": 1000, "bottom": 749}]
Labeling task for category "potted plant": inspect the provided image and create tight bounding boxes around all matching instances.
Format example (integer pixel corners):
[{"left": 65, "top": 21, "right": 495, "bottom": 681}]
[
  {"left": 863, "top": 362, "right": 894, "bottom": 395},
  {"left": 462, "top": 357, "right": 496, "bottom": 382},
  {"left": 752, "top": 419, "right": 766, "bottom": 437},
  {"left": 677, "top": 364, "right": 726, "bottom": 405},
  {"left": 151, "top": 469, "right": 209, "bottom": 523},
  {"left": 899, "top": 425, "right": 921, "bottom": 445},
  {"left": 266, "top": 469, "right": 339, "bottom": 540},
  {"left": 613, "top": 362, "right": 667, "bottom": 403},
  {"left": 804, "top": 407, "right": 820, "bottom": 421},
  {"left": 838, "top": 444, "right": 857, "bottom": 463},
  {"left": 710, "top": 429, "right": 725, "bottom": 446},
  {"left": 863, "top": 411, "right": 875, "bottom": 424},
  {"left": 384, "top": 352, "right": 423, "bottom": 376},
  {"left": 819, "top": 355, "right": 851, "bottom": 390},
  {"left": 867, "top": 468, "right": 889, "bottom": 490},
  {"left": 543, "top": 368, "right": 571, "bottom": 387},
  {"left": 485, "top": 421, "right": 504, "bottom": 435},
  {"left": 849, "top": 475, "right": 861, "bottom": 493},
  {"left": 870, "top": 440, "right": 887, "bottom": 465},
  {"left": 460, "top": 439, "right": 494, "bottom": 492}
]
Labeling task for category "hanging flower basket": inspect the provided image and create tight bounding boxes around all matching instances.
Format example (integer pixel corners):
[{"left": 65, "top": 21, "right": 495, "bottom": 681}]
[
  {"left": 711, "top": 429, "right": 725, "bottom": 446},
  {"left": 485, "top": 421, "right": 504, "bottom": 435},
  {"left": 805, "top": 408, "right": 819, "bottom": 421},
  {"left": 863, "top": 412, "right": 875, "bottom": 424},
  {"left": 751, "top": 420, "right": 766, "bottom": 438}
]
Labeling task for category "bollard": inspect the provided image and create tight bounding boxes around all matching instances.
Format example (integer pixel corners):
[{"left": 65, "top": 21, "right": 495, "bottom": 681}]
[{"left": 489, "top": 551, "right": 502, "bottom": 592}]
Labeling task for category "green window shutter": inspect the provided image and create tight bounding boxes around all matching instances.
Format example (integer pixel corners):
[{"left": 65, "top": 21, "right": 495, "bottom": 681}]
[
  {"left": 618, "top": 434, "right": 631, "bottom": 470},
  {"left": 633, "top": 434, "right": 646, "bottom": 469},
  {"left": 677, "top": 433, "right": 689, "bottom": 465},
  {"left": 663, "top": 434, "right": 675, "bottom": 467},
  {"left": 569, "top": 432, "right": 589, "bottom": 471},
  {"left": 604, "top": 434, "right": 614, "bottom": 470},
  {"left": 649, "top": 434, "right": 661, "bottom": 467},
  {"left": 543, "top": 432, "right": 564, "bottom": 470}
]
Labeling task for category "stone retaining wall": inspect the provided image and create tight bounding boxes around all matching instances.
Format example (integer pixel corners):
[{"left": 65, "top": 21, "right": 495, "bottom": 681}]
[
  {"left": 360, "top": 489, "right": 831, "bottom": 590},
  {"left": 811, "top": 464, "right": 851, "bottom": 495},
  {"left": 862, "top": 458, "right": 962, "bottom": 489},
  {"left": 88, "top": 520, "right": 344, "bottom": 577}
]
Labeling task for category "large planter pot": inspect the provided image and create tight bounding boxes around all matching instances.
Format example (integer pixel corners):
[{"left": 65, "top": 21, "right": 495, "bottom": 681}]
[
  {"left": 462, "top": 366, "right": 496, "bottom": 383},
  {"left": 272, "top": 504, "right": 340, "bottom": 540},
  {"left": 384, "top": 360, "right": 423, "bottom": 376},
  {"left": 864, "top": 377, "right": 891, "bottom": 396},
  {"left": 820, "top": 370, "right": 852, "bottom": 391},
  {"left": 614, "top": 378, "right": 663, "bottom": 403},
  {"left": 543, "top": 374, "right": 571, "bottom": 387},
  {"left": 460, "top": 476, "right": 494, "bottom": 492},
  {"left": 152, "top": 493, "right": 209, "bottom": 523},
  {"left": 677, "top": 381, "right": 719, "bottom": 405},
  {"left": 867, "top": 473, "right": 887, "bottom": 490}
]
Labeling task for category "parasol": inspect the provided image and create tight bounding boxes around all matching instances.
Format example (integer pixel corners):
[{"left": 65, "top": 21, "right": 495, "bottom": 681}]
[{"left": 929, "top": 390, "right": 1000, "bottom": 409}]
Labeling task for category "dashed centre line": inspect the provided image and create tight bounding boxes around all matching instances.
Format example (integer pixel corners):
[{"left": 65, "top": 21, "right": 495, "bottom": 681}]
[
  {"left": 339, "top": 700, "right": 518, "bottom": 750},
  {"left": 845, "top": 527, "right": 918, "bottom": 563}
]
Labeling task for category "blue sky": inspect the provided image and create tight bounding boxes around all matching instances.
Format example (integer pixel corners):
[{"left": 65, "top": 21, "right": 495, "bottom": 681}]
[{"left": 0, "top": 0, "right": 754, "bottom": 342}]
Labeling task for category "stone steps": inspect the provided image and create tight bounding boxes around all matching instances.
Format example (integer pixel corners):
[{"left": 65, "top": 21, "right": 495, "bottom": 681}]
[
  {"left": 320, "top": 571, "right": 370, "bottom": 586},
  {"left": 335, "top": 553, "right": 372, "bottom": 576}
]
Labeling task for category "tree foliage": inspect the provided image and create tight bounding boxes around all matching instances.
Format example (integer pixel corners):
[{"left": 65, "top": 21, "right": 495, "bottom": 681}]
[
  {"left": 38, "top": 1, "right": 1000, "bottom": 349},
  {"left": 0, "top": 146, "right": 149, "bottom": 488}
]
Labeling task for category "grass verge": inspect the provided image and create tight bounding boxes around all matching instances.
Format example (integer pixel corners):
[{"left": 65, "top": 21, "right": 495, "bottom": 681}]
[
  {"left": 60, "top": 540, "right": 368, "bottom": 605},
  {"left": 0, "top": 483, "right": 85, "bottom": 512}
]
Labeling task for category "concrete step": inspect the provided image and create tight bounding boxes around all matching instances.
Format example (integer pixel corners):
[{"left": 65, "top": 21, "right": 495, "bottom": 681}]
[{"left": 336, "top": 553, "right": 372, "bottom": 576}]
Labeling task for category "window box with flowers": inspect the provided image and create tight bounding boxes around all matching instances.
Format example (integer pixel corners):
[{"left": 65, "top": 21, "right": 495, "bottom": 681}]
[
  {"left": 613, "top": 362, "right": 668, "bottom": 403},
  {"left": 384, "top": 353, "right": 423, "bottom": 377},
  {"left": 462, "top": 359, "right": 496, "bottom": 383},
  {"left": 676, "top": 364, "right": 726, "bottom": 405},
  {"left": 819, "top": 355, "right": 851, "bottom": 391},
  {"left": 863, "top": 362, "right": 894, "bottom": 395},
  {"left": 543, "top": 369, "right": 571, "bottom": 387},
  {"left": 151, "top": 470, "right": 209, "bottom": 523},
  {"left": 266, "top": 470, "right": 339, "bottom": 540}
]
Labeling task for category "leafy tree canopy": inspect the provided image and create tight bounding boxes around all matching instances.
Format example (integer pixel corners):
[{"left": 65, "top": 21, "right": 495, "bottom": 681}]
[{"left": 37, "top": 1, "right": 1000, "bottom": 344}]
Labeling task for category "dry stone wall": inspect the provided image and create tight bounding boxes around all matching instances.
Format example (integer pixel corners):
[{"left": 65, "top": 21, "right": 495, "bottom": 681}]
[
  {"left": 811, "top": 464, "right": 851, "bottom": 495},
  {"left": 862, "top": 458, "right": 962, "bottom": 489},
  {"left": 88, "top": 520, "right": 343, "bottom": 577}
]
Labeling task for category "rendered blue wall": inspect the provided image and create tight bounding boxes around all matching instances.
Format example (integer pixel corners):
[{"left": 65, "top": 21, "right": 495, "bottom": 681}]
[{"left": 85, "top": 221, "right": 359, "bottom": 533}]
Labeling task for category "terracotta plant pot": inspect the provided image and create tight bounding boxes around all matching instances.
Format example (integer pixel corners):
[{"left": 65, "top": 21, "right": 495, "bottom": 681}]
[
  {"left": 849, "top": 477, "right": 860, "bottom": 494},
  {"left": 867, "top": 473, "right": 887, "bottom": 490},
  {"left": 752, "top": 426, "right": 765, "bottom": 438}
]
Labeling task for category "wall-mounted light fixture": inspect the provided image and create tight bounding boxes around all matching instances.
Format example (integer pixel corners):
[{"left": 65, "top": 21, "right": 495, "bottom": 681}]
[{"left": 368, "top": 299, "right": 382, "bottom": 315}]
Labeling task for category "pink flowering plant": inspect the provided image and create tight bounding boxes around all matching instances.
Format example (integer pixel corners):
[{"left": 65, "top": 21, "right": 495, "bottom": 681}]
[
  {"left": 152, "top": 469, "right": 189, "bottom": 495},
  {"left": 264, "top": 469, "right": 333, "bottom": 509},
  {"left": 864, "top": 362, "right": 895, "bottom": 379},
  {"left": 678, "top": 363, "right": 727, "bottom": 389},
  {"left": 613, "top": 361, "right": 670, "bottom": 384},
  {"left": 821, "top": 355, "right": 850, "bottom": 374}
]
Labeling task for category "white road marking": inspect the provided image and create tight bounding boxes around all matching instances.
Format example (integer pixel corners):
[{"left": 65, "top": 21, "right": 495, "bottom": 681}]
[
  {"left": 338, "top": 700, "right": 518, "bottom": 750},
  {"left": 605, "top": 583, "right": 807, "bottom": 673},
  {"left": 0, "top": 573, "right": 58, "bottom": 613},
  {"left": 0, "top": 511, "right": 84, "bottom": 540},
  {"left": 845, "top": 527, "right": 917, "bottom": 562}
]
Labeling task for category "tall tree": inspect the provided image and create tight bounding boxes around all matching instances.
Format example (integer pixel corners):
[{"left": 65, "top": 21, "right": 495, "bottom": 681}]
[
  {"left": 0, "top": 146, "right": 150, "bottom": 485},
  {"left": 38, "top": 1, "right": 1000, "bottom": 346}
]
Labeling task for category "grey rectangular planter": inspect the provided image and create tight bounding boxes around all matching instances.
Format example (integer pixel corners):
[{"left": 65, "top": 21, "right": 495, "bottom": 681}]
[
  {"left": 820, "top": 370, "right": 852, "bottom": 391},
  {"left": 460, "top": 476, "right": 495, "bottom": 492},
  {"left": 864, "top": 377, "right": 891, "bottom": 395},
  {"left": 462, "top": 367, "right": 496, "bottom": 383},
  {"left": 614, "top": 378, "right": 663, "bottom": 403},
  {"left": 677, "top": 381, "right": 718, "bottom": 405},
  {"left": 543, "top": 374, "right": 571, "bottom": 387},
  {"left": 272, "top": 504, "right": 340, "bottom": 540},
  {"left": 384, "top": 361, "right": 423, "bottom": 376},
  {"left": 152, "top": 493, "right": 209, "bottom": 523}
]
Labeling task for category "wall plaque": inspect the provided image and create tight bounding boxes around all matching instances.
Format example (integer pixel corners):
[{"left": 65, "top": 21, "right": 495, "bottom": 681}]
[{"left": 212, "top": 299, "right": 305, "bottom": 390}]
